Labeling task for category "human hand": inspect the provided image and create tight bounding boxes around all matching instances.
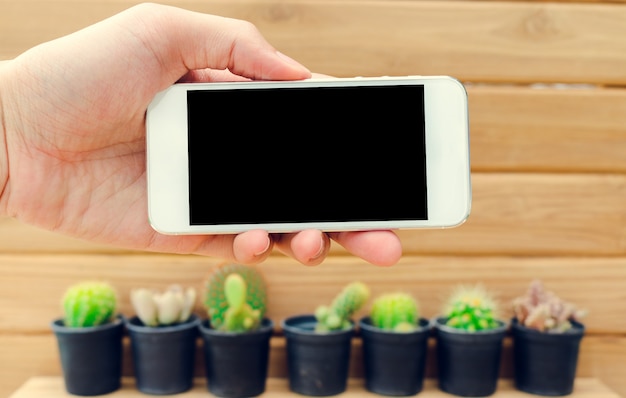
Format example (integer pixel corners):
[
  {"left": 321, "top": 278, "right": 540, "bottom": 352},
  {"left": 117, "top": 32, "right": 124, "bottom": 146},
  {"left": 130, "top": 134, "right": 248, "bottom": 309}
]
[{"left": 0, "top": 3, "right": 402, "bottom": 266}]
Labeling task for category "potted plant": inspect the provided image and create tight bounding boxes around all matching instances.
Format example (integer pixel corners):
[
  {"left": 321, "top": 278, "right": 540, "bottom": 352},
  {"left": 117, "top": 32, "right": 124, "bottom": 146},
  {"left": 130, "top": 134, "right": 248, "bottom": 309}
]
[
  {"left": 433, "top": 284, "right": 507, "bottom": 397},
  {"left": 125, "top": 284, "right": 200, "bottom": 395},
  {"left": 50, "top": 280, "right": 124, "bottom": 396},
  {"left": 359, "top": 291, "right": 430, "bottom": 396},
  {"left": 282, "top": 281, "right": 370, "bottom": 396},
  {"left": 511, "top": 279, "right": 587, "bottom": 396},
  {"left": 199, "top": 263, "right": 273, "bottom": 398}
]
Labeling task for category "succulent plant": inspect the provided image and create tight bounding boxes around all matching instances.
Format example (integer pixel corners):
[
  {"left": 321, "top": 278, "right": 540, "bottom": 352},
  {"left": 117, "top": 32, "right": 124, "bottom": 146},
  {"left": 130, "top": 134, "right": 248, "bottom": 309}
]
[
  {"left": 130, "top": 284, "right": 196, "bottom": 327},
  {"left": 370, "top": 292, "right": 420, "bottom": 332},
  {"left": 204, "top": 263, "right": 267, "bottom": 332},
  {"left": 512, "top": 279, "right": 586, "bottom": 333},
  {"left": 315, "top": 281, "right": 370, "bottom": 332},
  {"left": 62, "top": 281, "right": 117, "bottom": 328},
  {"left": 443, "top": 284, "right": 500, "bottom": 331}
]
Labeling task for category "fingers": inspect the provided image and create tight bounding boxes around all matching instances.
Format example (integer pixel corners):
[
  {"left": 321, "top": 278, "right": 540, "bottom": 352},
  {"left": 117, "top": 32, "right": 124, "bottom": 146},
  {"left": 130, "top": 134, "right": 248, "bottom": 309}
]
[
  {"left": 328, "top": 231, "right": 403, "bottom": 267},
  {"left": 120, "top": 3, "right": 311, "bottom": 85},
  {"left": 273, "top": 230, "right": 331, "bottom": 266}
]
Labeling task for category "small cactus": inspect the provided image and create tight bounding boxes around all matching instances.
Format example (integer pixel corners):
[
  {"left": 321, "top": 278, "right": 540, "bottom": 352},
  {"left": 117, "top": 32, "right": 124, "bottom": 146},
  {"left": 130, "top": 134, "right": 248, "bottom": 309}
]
[
  {"left": 443, "top": 284, "right": 500, "bottom": 331},
  {"left": 512, "top": 279, "right": 586, "bottom": 333},
  {"left": 62, "top": 281, "right": 117, "bottom": 328},
  {"left": 204, "top": 263, "right": 267, "bottom": 332},
  {"left": 370, "top": 292, "right": 420, "bottom": 332},
  {"left": 315, "top": 281, "right": 370, "bottom": 332},
  {"left": 130, "top": 284, "right": 196, "bottom": 327}
]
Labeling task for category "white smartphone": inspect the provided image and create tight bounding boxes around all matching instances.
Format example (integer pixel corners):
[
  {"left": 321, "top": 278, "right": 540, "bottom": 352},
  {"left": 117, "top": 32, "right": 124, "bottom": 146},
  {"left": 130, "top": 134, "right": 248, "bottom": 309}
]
[{"left": 146, "top": 76, "right": 471, "bottom": 235}]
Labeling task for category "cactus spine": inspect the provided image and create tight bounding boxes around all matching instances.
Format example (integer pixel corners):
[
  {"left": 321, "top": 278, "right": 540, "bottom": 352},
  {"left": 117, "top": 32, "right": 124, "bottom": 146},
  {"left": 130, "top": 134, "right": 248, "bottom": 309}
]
[
  {"left": 62, "top": 281, "right": 117, "bottom": 328},
  {"left": 315, "top": 281, "right": 370, "bottom": 332},
  {"left": 443, "top": 284, "right": 500, "bottom": 331},
  {"left": 370, "top": 292, "right": 419, "bottom": 332},
  {"left": 204, "top": 263, "right": 267, "bottom": 332}
]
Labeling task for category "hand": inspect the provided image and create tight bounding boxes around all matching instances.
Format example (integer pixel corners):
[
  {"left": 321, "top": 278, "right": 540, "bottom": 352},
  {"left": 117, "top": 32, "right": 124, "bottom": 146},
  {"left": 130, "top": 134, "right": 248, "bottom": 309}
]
[{"left": 0, "top": 3, "right": 402, "bottom": 266}]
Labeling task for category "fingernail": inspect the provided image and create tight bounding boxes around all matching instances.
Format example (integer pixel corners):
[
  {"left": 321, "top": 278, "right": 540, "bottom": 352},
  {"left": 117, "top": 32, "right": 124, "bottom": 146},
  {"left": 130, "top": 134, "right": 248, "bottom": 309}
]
[
  {"left": 310, "top": 236, "right": 326, "bottom": 261},
  {"left": 276, "top": 51, "right": 311, "bottom": 73},
  {"left": 254, "top": 236, "right": 271, "bottom": 257}
]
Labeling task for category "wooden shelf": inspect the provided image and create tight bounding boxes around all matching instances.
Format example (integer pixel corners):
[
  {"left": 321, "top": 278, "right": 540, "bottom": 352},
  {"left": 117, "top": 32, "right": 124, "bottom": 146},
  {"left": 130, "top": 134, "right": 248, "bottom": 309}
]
[{"left": 9, "top": 377, "right": 622, "bottom": 397}]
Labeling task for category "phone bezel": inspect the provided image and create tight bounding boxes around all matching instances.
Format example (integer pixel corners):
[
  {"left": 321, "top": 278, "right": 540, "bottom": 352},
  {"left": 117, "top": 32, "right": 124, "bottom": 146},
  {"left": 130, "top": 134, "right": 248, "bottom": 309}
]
[{"left": 146, "top": 76, "right": 471, "bottom": 234}]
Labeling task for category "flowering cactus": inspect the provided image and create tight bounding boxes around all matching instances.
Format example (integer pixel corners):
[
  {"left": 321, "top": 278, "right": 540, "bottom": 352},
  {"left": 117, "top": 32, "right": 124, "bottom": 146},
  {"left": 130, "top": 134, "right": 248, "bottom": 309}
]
[
  {"left": 130, "top": 284, "right": 196, "bottom": 327},
  {"left": 315, "top": 281, "right": 370, "bottom": 332},
  {"left": 370, "top": 292, "right": 420, "bottom": 332},
  {"left": 512, "top": 279, "right": 586, "bottom": 333},
  {"left": 443, "top": 284, "right": 500, "bottom": 331},
  {"left": 62, "top": 281, "right": 117, "bottom": 328}
]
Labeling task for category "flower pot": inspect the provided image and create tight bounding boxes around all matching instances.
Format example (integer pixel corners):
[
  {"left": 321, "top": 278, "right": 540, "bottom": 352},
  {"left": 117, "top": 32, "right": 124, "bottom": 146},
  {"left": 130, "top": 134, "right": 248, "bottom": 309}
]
[
  {"left": 433, "top": 316, "right": 507, "bottom": 397},
  {"left": 125, "top": 314, "right": 201, "bottom": 395},
  {"left": 282, "top": 314, "right": 355, "bottom": 397},
  {"left": 51, "top": 314, "right": 124, "bottom": 396},
  {"left": 511, "top": 318, "right": 585, "bottom": 396},
  {"left": 359, "top": 316, "right": 431, "bottom": 396},
  {"left": 199, "top": 317, "right": 274, "bottom": 398}
]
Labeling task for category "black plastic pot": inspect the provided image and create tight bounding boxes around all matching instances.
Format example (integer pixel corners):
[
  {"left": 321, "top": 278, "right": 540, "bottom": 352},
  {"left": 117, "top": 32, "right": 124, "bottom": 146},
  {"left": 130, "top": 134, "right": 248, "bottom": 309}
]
[
  {"left": 51, "top": 315, "right": 124, "bottom": 396},
  {"left": 199, "top": 317, "right": 274, "bottom": 398},
  {"left": 433, "top": 316, "right": 507, "bottom": 397},
  {"left": 511, "top": 318, "right": 585, "bottom": 396},
  {"left": 359, "top": 316, "right": 431, "bottom": 396},
  {"left": 282, "top": 314, "right": 355, "bottom": 397},
  {"left": 125, "top": 314, "right": 201, "bottom": 395}
]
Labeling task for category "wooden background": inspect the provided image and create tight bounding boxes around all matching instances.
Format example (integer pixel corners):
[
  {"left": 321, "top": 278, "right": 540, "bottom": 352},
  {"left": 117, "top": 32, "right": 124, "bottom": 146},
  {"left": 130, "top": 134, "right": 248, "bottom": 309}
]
[{"left": 1, "top": 0, "right": 626, "bottom": 397}]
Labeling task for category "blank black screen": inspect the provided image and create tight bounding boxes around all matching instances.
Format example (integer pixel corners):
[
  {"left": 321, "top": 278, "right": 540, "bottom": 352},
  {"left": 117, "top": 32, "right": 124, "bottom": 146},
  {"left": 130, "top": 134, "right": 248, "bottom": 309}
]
[{"left": 187, "top": 84, "right": 427, "bottom": 225}]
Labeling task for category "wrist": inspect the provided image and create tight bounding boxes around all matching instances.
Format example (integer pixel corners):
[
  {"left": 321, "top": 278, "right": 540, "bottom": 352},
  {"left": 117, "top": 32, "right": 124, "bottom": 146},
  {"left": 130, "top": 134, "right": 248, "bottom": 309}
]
[{"left": 0, "top": 60, "right": 11, "bottom": 216}]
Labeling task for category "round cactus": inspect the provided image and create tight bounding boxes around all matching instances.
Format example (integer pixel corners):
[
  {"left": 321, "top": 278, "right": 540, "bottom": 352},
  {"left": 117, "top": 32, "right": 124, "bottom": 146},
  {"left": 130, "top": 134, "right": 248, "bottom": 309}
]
[
  {"left": 62, "top": 281, "right": 117, "bottom": 328},
  {"left": 315, "top": 281, "right": 370, "bottom": 332},
  {"left": 203, "top": 263, "right": 267, "bottom": 332},
  {"left": 370, "top": 292, "right": 419, "bottom": 332},
  {"left": 443, "top": 284, "right": 500, "bottom": 331}
]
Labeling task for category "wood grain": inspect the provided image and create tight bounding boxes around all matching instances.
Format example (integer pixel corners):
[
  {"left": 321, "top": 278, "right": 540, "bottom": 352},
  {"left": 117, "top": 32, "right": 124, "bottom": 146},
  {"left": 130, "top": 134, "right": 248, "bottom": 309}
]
[{"left": 1, "top": 1, "right": 626, "bottom": 84}]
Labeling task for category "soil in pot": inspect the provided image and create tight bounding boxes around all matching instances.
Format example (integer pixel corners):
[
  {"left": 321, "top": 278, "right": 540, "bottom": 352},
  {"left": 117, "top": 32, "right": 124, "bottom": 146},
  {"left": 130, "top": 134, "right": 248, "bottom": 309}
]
[
  {"left": 359, "top": 316, "right": 431, "bottom": 396},
  {"left": 51, "top": 315, "right": 124, "bottom": 396},
  {"left": 199, "top": 317, "right": 274, "bottom": 398},
  {"left": 434, "top": 316, "right": 507, "bottom": 397},
  {"left": 282, "top": 314, "right": 355, "bottom": 397},
  {"left": 512, "top": 318, "right": 585, "bottom": 396},
  {"left": 125, "top": 314, "right": 201, "bottom": 395}
]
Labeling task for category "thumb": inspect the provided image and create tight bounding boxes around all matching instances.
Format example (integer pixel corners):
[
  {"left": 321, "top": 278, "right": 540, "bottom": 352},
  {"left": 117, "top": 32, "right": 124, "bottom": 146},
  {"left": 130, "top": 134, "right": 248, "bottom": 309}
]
[{"left": 121, "top": 4, "right": 311, "bottom": 84}]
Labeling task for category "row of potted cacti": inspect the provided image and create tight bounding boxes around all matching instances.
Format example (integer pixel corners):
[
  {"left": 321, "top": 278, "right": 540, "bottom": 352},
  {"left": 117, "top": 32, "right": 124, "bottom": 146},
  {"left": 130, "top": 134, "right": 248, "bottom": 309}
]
[{"left": 50, "top": 264, "right": 586, "bottom": 398}]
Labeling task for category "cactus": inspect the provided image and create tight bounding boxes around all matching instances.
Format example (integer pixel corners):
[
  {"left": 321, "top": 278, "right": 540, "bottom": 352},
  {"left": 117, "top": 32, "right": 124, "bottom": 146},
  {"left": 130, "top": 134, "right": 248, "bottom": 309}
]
[
  {"left": 204, "top": 263, "right": 267, "bottom": 332},
  {"left": 443, "top": 284, "right": 500, "bottom": 331},
  {"left": 370, "top": 292, "right": 420, "bottom": 332},
  {"left": 315, "top": 281, "right": 370, "bottom": 332},
  {"left": 130, "top": 284, "right": 196, "bottom": 327},
  {"left": 62, "top": 281, "right": 117, "bottom": 328},
  {"left": 512, "top": 279, "right": 586, "bottom": 333}
]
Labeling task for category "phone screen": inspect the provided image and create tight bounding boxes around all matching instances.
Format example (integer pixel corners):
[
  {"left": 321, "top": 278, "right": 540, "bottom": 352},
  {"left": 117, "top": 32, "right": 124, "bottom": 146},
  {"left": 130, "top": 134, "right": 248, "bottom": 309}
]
[{"left": 186, "top": 84, "right": 426, "bottom": 225}]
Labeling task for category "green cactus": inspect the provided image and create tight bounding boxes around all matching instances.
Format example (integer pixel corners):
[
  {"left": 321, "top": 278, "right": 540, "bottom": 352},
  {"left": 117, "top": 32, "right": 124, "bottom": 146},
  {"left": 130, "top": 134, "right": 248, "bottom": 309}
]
[
  {"left": 315, "top": 281, "right": 370, "bottom": 332},
  {"left": 204, "top": 263, "right": 267, "bottom": 332},
  {"left": 443, "top": 284, "right": 500, "bottom": 332},
  {"left": 62, "top": 281, "right": 117, "bottom": 328},
  {"left": 370, "top": 292, "right": 420, "bottom": 332}
]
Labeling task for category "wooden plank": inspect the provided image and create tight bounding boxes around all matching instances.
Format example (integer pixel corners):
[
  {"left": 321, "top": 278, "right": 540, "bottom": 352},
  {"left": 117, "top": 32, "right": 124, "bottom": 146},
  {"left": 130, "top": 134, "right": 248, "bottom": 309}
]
[
  {"left": 7, "top": 377, "right": 623, "bottom": 398},
  {"left": 468, "top": 86, "right": 626, "bottom": 173},
  {"left": 0, "top": 173, "right": 625, "bottom": 255},
  {"left": 1, "top": 1, "right": 626, "bottom": 84},
  {"left": 1, "top": 254, "right": 624, "bottom": 333}
]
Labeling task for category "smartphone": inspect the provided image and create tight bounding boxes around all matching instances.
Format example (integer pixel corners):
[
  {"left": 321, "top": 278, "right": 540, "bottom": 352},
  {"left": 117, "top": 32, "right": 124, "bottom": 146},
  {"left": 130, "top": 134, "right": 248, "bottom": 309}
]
[{"left": 146, "top": 75, "right": 471, "bottom": 235}]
